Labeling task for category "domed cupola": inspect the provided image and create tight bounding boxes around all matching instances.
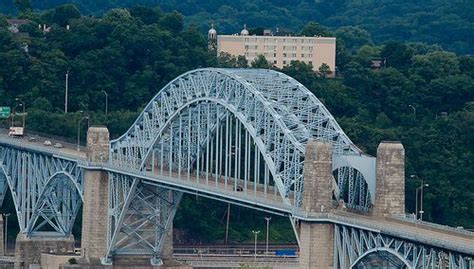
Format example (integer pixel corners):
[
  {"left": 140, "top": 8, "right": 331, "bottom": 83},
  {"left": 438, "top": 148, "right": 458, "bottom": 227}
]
[{"left": 240, "top": 24, "right": 249, "bottom": 36}]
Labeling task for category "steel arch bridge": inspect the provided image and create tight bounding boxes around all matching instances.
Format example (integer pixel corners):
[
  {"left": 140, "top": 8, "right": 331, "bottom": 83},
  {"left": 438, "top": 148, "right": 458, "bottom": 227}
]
[
  {"left": 0, "top": 68, "right": 472, "bottom": 268},
  {"left": 110, "top": 68, "right": 375, "bottom": 211}
]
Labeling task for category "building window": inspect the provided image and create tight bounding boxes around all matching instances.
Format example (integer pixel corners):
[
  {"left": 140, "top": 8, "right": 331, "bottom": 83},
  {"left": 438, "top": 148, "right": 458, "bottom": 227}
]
[
  {"left": 245, "top": 45, "right": 249, "bottom": 50},
  {"left": 283, "top": 53, "right": 287, "bottom": 57},
  {"left": 283, "top": 60, "right": 287, "bottom": 65},
  {"left": 274, "top": 60, "right": 277, "bottom": 64},
  {"left": 301, "top": 54, "right": 305, "bottom": 57},
  {"left": 292, "top": 53, "right": 297, "bottom": 57},
  {"left": 309, "top": 61, "right": 312, "bottom": 65}
]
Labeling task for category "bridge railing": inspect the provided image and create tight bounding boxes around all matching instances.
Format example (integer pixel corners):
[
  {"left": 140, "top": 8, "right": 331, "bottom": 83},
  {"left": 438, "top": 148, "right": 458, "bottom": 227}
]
[
  {"left": 391, "top": 214, "right": 474, "bottom": 238},
  {"left": 305, "top": 213, "right": 474, "bottom": 256}
]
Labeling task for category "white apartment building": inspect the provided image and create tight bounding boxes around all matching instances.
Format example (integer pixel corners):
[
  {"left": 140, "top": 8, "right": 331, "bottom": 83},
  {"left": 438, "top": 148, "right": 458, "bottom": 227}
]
[{"left": 209, "top": 25, "right": 336, "bottom": 73}]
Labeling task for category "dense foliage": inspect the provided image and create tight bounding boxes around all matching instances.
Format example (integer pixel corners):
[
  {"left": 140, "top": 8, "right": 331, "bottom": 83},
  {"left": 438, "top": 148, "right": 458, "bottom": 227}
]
[
  {"left": 1, "top": 0, "right": 473, "bottom": 54},
  {"left": 0, "top": 4, "right": 473, "bottom": 242}
]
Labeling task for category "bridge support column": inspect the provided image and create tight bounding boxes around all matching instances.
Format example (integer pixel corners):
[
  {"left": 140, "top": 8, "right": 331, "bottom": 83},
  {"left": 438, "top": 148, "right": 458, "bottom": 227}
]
[
  {"left": 374, "top": 141, "right": 405, "bottom": 216},
  {"left": 80, "top": 127, "right": 110, "bottom": 264},
  {"left": 14, "top": 233, "right": 74, "bottom": 269},
  {"left": 299, "top": 140, "right": 334, "bottom": 269}
]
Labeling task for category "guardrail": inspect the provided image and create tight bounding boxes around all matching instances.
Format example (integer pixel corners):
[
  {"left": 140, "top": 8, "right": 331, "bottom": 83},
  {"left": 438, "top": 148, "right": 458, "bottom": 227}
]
[{"left": 391, "top": 214, "right": 474, "bottom": 238}]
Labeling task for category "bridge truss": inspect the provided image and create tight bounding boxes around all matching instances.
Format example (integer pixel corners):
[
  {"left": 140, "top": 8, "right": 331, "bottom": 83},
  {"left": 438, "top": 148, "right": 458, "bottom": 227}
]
[
  {"left": 335, "top": 224, "right": 473, "bottom": 269},
  {"left": 0, "top": 144, "right": 83, "bottom": 236}
]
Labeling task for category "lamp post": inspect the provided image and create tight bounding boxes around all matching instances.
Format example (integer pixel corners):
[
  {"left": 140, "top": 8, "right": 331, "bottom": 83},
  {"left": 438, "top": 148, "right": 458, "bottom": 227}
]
[
  {"left": 65, "top": 70, "right": 69, "bottom": 113},
  {"left": 3, "top": 213, "right": 10, "bottom": 254},
  {"left": 101, "top": 90, "right": 108, "bottom": 117},
  {"left": 419, "top": 181, "right": 429, "bottom": 221},
  {"left": 15, "top": 98, "right": 25, "bottom": 129},
  {"left": 264, "top": 217, "right": 271, "bottom": 255},
  {"left": 408, "top": 104, "right": 416, "bottom": 120},
  {"left": 252, "top": 230, "right": 260, "bottom": 263},
  {"left": 77, "top": 115, "right": 89, "bottom": 151},
  {"left": 411, "top": 175, "right": 429, "bottom": 220},
  {"left": 11, "top": 103, "right": 21, "bottom": 127}
]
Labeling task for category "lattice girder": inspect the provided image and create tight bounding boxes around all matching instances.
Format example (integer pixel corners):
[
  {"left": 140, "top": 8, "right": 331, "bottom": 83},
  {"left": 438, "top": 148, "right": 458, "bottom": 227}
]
[
  {"left": 0, "top": 145, "right": 83, "bottom": 236},
  {"left": 335, "top": 224, "right": 473, "bottom": 269}
]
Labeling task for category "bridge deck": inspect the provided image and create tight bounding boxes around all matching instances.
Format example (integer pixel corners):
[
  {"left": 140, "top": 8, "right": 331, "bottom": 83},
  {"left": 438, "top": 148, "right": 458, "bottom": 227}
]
[{"left": 1, "top": 132, "right": 473, "bottom": 256}]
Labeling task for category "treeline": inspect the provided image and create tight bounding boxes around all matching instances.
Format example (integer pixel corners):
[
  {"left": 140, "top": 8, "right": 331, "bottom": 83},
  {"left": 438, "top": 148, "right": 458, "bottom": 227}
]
[
  {"left": 1, "top": 0, "right": 473, "bottom": 54},
  {"left": 0, "top": 4, "right": 473, "bottom": 242}
]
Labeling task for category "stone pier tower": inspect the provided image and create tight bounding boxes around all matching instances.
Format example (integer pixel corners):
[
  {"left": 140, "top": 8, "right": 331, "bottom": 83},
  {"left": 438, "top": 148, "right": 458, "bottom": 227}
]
[
  {"left": 81, "top": 126, "right": 110, "bottom": 264},
  {"left": 374, "top": 141, "right": 405, "bottom": 216},
  {"left": 299, "top": 140, "right": 334, "bottom": 269}
]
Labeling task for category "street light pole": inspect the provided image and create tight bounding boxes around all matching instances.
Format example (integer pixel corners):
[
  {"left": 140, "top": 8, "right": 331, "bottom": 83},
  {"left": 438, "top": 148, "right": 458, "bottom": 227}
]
[
  {"left": 420, "top": 181, "right": 429, "bottom": 221},
  {"left": 264, "top": 216, "right": 271, "bottom": 255},
  {"left": 252, "top": 230, "right": 260, "bottom": 263},
  {"left": 11, "top": 104, "right": 20, "bottom": 128},
  {"left": 3, "top": 213, "right": 10, "bottom": 254},
  {"left": 65, "top": 71, "right": 69, "bottom": 113},
  {"left": 408, "top": 104, "right": 416, "bottom": 120},
  {"left": 15, "top": 98, "right": 25, "bottom": 129},
  {"left": 412, "top": 174, "right": 429, "bottom": 221},
  {"left": 77, "top": 115, "right": 89, "bottom": 151},
  {"left": 225, "top": 203, "right": 230, "bottom": 244},
  {"left": 101, "top": 90, "right": 108, "bottom": 117}
]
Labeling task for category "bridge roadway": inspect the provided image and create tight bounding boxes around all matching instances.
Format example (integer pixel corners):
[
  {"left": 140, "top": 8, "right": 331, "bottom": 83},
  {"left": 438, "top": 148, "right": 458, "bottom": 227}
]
[{"left": 0, "top": 131, "right": 473, "bottom": 257}]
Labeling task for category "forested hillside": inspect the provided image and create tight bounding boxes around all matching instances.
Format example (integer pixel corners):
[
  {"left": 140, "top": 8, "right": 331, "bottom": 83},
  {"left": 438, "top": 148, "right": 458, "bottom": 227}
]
[
  {"left": 1, "top": 0, "right": 473, "bottom": 54},
  {"left": 0, "top": 4, "right": 473, "bottom": 242}
]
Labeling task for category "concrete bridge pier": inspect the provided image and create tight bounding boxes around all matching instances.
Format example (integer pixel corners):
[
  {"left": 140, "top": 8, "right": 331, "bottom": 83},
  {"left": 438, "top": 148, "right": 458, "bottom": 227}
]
[
  {"left": 374, "top": 141, "right": 405, "bottom": 216},
  {"left": 14, "top": 233, "right": 75, "bottom": 269},
  {"left": 80, "top": 127, "right": 176, "bottom": 267},
  {"left": 80, "top": 126, "right": 110, "bottom": 265},
  {"left": 298, "top": 140, "right": 334, "bottom": 269}
]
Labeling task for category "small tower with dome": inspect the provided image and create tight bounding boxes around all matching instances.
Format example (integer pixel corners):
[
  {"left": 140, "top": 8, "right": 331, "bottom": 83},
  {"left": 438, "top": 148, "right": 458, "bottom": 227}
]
[
  {"left": 208, "top": 23, "right": 217, "bottom": 51},
  {"left": 240, "top": 24, "right": 249, "bottom": 36}
]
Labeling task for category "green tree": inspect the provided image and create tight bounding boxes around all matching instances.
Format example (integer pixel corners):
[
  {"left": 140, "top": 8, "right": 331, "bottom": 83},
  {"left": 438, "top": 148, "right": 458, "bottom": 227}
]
[
  {"left": 410, "top": 51, "right": 460, "bottom": 81},
  {"left": 236, "top": 55, "right": 248, "bottom": 68},
  {"left": 52, "top": 4, "right": 81, "bottom": 27},
  {"left": 159, "top": 11, "right": 183, "bottom": 34},
  {"left": 14, "top": 0, "right": 31, "bottom": 13},
  {"left": 251, "top": 55, "right": 272, "bottom": 69},
  {"left": 318, "top": 63, "right": 331, "bottom": 78},
  {"left": 335, "top": 26, "right": 372, "bottom": 52},
  {"left": 300, "top": 21, "right": 332, "bottom": 37},
  {"left": 381, "top": 41, "right": 413, "bottom": 69}
]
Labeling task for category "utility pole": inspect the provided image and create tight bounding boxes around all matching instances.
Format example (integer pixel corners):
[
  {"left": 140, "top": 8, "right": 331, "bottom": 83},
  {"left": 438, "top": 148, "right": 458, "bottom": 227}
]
[{"left": 65, "top": 71, "right": 69, "bottom": 113}]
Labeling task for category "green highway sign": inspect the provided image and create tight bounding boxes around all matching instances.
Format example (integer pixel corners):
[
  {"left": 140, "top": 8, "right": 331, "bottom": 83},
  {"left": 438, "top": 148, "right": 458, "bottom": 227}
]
[{"left": 0, "top": 107, "right": 11, "bottom": 119}]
